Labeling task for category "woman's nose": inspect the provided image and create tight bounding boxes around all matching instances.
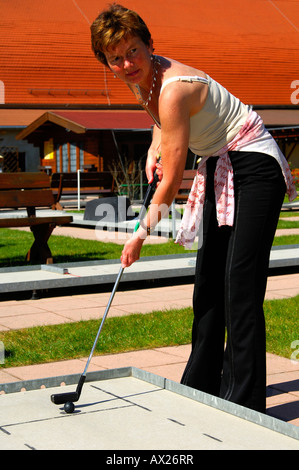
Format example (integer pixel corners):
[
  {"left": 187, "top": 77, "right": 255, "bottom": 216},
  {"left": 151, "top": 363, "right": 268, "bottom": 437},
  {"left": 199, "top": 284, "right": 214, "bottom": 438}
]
[{"left": 123, "top": 58, "right": 133, "bottom": 70}]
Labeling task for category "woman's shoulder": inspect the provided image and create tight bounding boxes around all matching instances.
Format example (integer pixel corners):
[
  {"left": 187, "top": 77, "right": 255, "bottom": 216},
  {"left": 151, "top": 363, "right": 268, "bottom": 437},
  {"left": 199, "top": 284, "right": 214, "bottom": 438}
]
[
  {"left": 158, "top": 57, "right": 208, "bottom": 115},
  {"left": 159, "top": 56, "right": 207, "bottom": 83}
]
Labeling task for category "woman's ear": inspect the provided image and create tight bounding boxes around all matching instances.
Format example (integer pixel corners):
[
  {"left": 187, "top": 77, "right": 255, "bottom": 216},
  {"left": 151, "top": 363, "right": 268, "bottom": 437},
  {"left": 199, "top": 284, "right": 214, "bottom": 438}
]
[{"left": 148, "top": 38, "right": 154, "bottom": 55}]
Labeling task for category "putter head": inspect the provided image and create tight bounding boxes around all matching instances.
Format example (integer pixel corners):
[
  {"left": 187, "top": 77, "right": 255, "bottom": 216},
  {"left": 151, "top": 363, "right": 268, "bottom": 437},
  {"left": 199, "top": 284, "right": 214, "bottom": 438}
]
[
  {"left": 51, "top": 375, "right": 86, "bottom": 405},
  {"left": 51, "top": 391, "right": 79, "bottom": 405}
]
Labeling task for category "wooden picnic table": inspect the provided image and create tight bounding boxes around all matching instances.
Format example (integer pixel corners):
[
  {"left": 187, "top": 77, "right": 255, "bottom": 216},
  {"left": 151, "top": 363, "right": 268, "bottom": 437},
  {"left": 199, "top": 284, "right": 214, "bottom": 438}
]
[{"left": 0, "top": 172, "right": 73, "bottom": 264}]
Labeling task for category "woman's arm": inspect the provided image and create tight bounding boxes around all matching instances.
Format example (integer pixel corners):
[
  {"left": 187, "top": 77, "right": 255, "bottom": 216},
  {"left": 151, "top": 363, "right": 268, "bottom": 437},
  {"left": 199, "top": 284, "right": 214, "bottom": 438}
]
[
  {"left": 146, "top": 125, "right": 161, "bottom": 184},
  {"left": 120, "top": 86, "right": 191, "bottom": 268}
]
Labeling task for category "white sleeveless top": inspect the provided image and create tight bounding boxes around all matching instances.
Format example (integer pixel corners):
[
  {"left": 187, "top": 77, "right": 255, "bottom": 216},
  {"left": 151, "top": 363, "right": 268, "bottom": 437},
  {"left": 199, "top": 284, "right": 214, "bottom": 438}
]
[
  {"left": 147, "top": 75, "right": 296, "bottom": 248},
  {"left": 159, "top": 75, "right": 251, "bottom": 156}
]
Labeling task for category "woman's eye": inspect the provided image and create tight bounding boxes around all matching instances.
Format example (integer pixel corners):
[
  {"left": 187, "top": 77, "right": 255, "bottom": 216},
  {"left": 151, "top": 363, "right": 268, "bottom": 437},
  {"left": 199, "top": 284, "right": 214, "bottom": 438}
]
[{"left": 129, "top": 48, "right": 137, "bottom": 56}]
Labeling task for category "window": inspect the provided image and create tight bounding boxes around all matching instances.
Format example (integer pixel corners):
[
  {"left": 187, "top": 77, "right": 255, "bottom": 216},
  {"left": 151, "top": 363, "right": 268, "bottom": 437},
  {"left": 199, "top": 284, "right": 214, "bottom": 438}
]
[{"left": 56, "top": 142, "right": 84, "bottom": 172}]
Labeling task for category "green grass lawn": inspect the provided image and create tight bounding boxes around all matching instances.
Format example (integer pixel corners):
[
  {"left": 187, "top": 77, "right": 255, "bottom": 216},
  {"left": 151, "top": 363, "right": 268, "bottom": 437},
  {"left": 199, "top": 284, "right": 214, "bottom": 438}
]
[
  {"left": 0, "top": 228, "right": 195, "bottom": 267},
  {"left": 279, "top": 211, "right": 299, "bottom": 218},
  {"left": 0, "top": 295, "right": 298, "bottom": 368},
  {"left": 0, "top": 224, "right": 298, "bottom": 267},
  {"left": 276, "top": 218, "right": 299, "bottom": 229}
]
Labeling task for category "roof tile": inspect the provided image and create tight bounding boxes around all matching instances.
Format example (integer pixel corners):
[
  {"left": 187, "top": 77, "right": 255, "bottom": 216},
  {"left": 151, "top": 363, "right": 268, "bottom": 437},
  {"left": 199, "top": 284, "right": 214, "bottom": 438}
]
[{"left": 1, "top": 0, "right": 299, "bottom": 106}]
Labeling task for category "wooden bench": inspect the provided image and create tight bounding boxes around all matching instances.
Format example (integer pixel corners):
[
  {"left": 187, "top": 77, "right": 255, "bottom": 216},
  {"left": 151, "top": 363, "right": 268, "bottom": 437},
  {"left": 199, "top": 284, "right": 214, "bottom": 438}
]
[
  {"left": 175, "top": 169, "right": 197, "bottom": 203},
  {"left": 51, "top": 171, "right": 115, "bottom": 209},
  {"left": 0, "top": 172, "right": 73, "bottom": 264}
]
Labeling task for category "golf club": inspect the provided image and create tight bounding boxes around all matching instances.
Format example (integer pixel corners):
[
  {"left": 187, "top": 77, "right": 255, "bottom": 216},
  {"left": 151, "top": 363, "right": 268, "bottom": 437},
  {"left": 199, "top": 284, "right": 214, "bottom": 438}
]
[{"left": 51, "top": 168, "right": 159, "bottom": 411}]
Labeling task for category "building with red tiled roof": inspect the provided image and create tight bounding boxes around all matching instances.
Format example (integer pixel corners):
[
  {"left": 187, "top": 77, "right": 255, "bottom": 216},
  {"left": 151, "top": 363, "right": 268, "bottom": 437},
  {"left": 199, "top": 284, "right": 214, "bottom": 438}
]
[{"left": 0, "top": 0, "right": 298, "bottom": 173}]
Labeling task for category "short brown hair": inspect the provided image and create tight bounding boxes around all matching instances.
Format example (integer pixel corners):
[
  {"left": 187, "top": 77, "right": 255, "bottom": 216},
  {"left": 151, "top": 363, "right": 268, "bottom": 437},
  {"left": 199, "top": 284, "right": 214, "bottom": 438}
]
[{"left": 90, "top": 3, "right": 152, "bottom": 66}]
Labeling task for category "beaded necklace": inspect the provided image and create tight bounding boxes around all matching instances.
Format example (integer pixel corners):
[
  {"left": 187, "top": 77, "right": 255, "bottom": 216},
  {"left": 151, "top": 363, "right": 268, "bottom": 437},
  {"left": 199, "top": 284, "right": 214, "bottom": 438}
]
[{"left": 136, "top": 55, "right": 160, "bottom": 107}]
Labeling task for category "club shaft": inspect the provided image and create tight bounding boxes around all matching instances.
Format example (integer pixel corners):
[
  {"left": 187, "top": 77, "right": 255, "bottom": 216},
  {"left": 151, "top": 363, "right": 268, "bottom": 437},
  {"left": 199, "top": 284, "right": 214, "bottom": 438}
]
[
  {"left": 82, "top": 266, "right": 124, "bottom": 377},
  {"left": 134, "top": 171, "right": 159, "bottom": 233}
]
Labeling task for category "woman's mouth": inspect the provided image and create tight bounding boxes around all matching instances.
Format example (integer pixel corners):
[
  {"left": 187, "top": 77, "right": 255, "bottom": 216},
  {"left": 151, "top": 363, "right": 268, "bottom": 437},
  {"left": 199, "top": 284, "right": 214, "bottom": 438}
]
[{"left": 126, "top": 69, "right": 140, "bottom": 79}]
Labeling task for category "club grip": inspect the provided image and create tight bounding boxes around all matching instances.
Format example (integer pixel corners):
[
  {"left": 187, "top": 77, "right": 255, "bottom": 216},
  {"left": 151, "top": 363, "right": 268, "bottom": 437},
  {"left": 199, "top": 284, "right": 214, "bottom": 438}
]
[
  {"left": 135, "top": 168, "right": 159, "bottom": 232},
  {"left": 142, "top": 170, "right": 159, "bottom": 211}
]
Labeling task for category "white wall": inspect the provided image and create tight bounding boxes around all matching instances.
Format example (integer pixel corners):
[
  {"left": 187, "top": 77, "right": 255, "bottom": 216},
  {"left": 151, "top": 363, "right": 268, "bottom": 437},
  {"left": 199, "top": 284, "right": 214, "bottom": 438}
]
[{"left": 0, "top": 129, "right": 40, "bottom": 171}]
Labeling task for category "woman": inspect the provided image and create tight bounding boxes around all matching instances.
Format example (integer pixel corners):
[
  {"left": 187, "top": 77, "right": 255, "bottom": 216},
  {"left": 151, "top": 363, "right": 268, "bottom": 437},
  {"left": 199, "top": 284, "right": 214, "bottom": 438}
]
[{"left": 91, "top": 4, "right": 296, "bottom": 413}]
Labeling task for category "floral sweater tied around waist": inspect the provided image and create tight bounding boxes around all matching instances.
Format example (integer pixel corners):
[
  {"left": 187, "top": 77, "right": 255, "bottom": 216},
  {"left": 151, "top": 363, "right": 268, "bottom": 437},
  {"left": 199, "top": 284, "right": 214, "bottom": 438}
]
[{"left": 175, "top": 111, "right": 297, "bottom": 249}]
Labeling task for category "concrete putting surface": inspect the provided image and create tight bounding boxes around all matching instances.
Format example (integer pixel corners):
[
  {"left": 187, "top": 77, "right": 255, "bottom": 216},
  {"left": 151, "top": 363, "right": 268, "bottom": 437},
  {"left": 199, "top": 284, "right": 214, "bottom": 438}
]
[{"left": 1, "top": 368, "right": 299, "bottom": 450}]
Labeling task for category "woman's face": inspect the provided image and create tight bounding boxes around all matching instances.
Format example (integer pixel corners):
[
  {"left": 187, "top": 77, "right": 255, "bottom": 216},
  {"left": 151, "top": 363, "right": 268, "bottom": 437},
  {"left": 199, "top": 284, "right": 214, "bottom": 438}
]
[{"left": 105, "top": 35, "right": 154, "bottom": 89}]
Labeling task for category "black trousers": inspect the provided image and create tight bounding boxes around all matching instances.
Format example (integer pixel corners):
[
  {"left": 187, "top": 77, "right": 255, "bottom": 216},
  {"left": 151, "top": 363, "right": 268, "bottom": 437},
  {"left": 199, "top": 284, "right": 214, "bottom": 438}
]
[{"left": 181, "top": 151, "right": 286, "bottom": 413}]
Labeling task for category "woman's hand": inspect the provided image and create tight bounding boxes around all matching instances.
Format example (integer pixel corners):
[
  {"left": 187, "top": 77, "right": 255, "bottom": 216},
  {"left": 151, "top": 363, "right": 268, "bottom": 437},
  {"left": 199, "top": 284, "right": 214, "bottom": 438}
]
[
  {"left": 146, "top": 149, "right": 159, "bottom": 184},
  {"left": 120, "top": 231, "right": 145, "bottom": 268}
]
